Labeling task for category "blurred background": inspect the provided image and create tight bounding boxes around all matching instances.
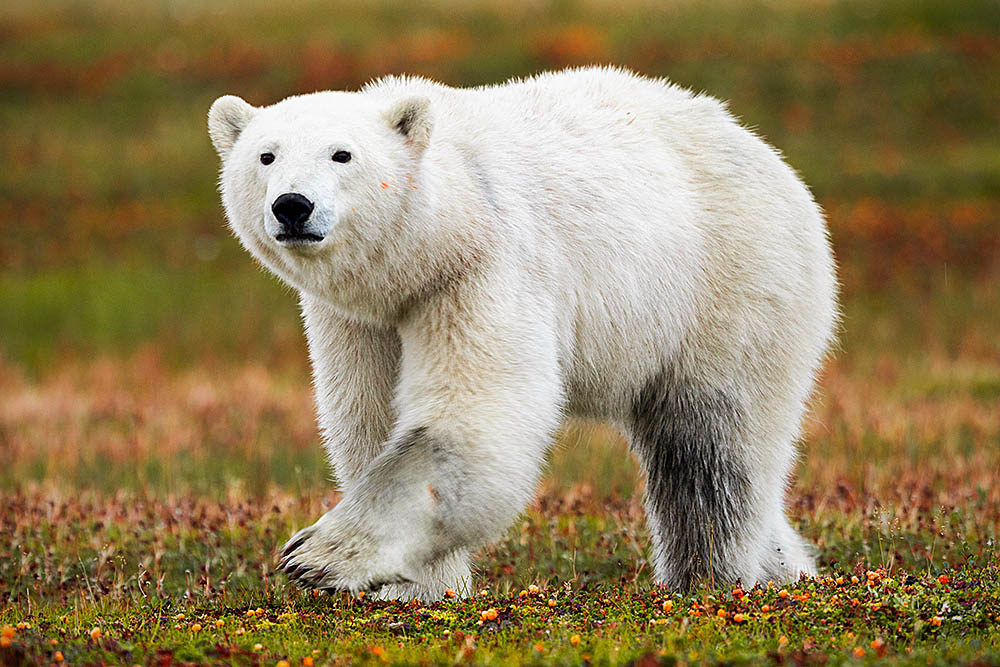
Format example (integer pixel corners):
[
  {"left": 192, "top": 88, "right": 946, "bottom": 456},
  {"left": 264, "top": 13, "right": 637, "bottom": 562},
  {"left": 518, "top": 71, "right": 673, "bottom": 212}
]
[{"left": 1, "top": 0, "right": 997, "bottom": 537}]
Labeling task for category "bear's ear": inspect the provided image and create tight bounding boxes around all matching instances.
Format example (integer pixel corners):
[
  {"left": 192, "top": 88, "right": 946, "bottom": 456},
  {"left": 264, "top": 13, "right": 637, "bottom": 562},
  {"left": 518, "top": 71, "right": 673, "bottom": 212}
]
[
  {"left": 384, "top": 96, "right": 433, "bottom": 152},
  {"left": 208, "top": 95, "right": 256, "bottom": 158}
]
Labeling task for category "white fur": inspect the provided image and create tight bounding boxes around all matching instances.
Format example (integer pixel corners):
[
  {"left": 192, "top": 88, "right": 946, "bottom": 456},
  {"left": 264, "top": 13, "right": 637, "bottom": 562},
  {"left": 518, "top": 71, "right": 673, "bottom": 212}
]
[{"left": 209, "top": 66, "right": 838, "bottom": 598}]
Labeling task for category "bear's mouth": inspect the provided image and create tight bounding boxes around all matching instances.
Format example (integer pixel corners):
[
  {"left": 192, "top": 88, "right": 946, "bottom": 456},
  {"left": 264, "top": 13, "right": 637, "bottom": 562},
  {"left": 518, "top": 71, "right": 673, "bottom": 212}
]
[{"left": 275, "top": 232, "right": 325, "bottom": 244}]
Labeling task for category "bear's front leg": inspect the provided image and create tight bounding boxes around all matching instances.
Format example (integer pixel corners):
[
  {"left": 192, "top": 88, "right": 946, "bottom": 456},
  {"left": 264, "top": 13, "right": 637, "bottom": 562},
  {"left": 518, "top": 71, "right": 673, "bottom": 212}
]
[
  {"left": 280, "top": 274, "right": 565, "bottom": 597},
  {"left": 279, "top": 428, "right": 469, "bottom": 593}
]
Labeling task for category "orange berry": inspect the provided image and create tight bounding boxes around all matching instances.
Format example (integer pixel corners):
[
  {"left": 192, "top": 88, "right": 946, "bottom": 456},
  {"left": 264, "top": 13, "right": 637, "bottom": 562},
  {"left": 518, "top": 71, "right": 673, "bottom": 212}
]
[
  {"left": 481, "top": 608, "right": 498, "bottom": 621},
  {"left": 444, "top": 589, "right": 456, "bottom": 598},
  {"left": 54, "top": 651, "right": 65, "bottom": 662},
  {"left": 0, "top": 626, "right": 14, "bottom": 639},
  {"left": 662, "top": 600, "right": 673, "bottom": 612},
  {"left": 851, "top": 576, "right": 859, "bottom": 584},
  {"left": 717, "top": 608, "right": 727, "bottom": 619},
  {"left": 761, "top": 605, "right": 771, "bottom": 612},
  {"left": 930, "top": 616, "right": 943, "bottom": 626},
  {"left": 175, "top": 614, "right": 185, "bottom": 621},
  {"left": 571, "top": 634, "right": 581, "bottom": 645},
  {"left": 0, "top": 637, "right": 11, "bottom": 648},
  {"left": 836, "top": 577, "right": 845, "bottom": 585},
  {"left": 938, "top": 575, "right": 950, "bottom": 585},
  {"left": 853, "top": 647, "right": 866, "bottom": 658},
  {"left": 534, "top": 642, "right": 545, "bottom": 652},
  {"left": 277, "top": 661, "right": 291, "bottom": 667},
  {"left": 733, "top": 613, "right": 745, "bottom": 623},
  {"left": 732, "top": 588, "right": 743, "bottom": 599},
  {"left": 528, "top": 584, "right": 540, "bottom": 594},
  {"left": 370, "top": 646, "right": 384, "bottom": 656},
  {"left": 90, "top": 627, "right": 102, "bottom": 641},
  {"left": 191, "top": 624, "right": 202, "bottom": 632},
  {"left": 216, "top": 620, "right": 225, "bottom": 628},
  {"left": 778, "top": 636, "right": 789, "bottom": 646},
  {"left": 303, "top": 658, "right": 314, "bottom": 666},
  {"left": 778, "top": 589, "right": 789, "bottom": 599},
  {"left": 548, "top": 599, "right": 557, "bottom": 607}
]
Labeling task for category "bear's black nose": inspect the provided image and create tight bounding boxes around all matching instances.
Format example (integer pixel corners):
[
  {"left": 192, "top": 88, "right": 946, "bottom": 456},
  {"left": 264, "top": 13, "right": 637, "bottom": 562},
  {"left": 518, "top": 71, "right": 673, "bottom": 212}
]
[{"left": 272, "top": 193, "right": 314, "bottom": 233}]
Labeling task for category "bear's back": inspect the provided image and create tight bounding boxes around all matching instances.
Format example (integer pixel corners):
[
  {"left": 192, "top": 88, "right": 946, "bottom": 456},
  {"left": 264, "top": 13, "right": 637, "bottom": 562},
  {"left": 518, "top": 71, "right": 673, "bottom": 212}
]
[{"left": 364, "top": 67, "right": 738, "bottom": 159}]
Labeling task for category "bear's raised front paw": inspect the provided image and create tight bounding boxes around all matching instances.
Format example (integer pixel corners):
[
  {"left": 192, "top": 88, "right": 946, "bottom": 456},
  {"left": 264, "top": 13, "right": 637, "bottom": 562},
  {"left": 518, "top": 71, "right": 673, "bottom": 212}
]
[{"left": 277, "top": 517, "right": 414, "bottom": 593}]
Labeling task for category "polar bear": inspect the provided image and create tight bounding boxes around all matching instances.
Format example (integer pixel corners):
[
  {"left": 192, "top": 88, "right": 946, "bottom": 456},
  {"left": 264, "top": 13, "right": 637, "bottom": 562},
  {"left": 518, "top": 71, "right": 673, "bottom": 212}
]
[{"left": 208, "top": 66, "right": 837, "bottom": 600}]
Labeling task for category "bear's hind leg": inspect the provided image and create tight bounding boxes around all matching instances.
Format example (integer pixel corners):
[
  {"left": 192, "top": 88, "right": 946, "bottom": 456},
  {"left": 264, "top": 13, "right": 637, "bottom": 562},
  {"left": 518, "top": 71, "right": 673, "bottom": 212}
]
[
  {"left": 760, "top": 515, "right": 817, "bottom": 584},
  {"left": 628, "top": 368, "right": 809, "bottom": 590}
]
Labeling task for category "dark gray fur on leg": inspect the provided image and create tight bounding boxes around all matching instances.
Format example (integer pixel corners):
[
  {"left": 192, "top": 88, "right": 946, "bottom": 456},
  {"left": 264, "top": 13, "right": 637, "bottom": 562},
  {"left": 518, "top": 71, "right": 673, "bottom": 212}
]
[{"left": 630, "top": 367, "right": 752, "bottom": 590}]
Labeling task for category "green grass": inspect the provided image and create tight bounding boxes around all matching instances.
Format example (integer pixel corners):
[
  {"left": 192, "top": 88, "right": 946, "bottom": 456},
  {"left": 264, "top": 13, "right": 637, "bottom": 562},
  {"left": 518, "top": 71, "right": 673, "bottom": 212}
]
[
  {"left": 2, "top": 491, "right": 998, "bottom": 665},
  {"left": 3, "top": 572, "right": 998, "bottom": 665},
  {"left": 0, "top": 264, "right": 299, "bottom": 374}
]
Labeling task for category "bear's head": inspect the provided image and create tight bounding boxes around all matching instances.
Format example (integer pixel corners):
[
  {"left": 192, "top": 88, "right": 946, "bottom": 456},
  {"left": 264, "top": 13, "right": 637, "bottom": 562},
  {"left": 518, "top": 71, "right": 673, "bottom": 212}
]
[{"left": 208, "top": 91, "right": 435, "bottom": 310}]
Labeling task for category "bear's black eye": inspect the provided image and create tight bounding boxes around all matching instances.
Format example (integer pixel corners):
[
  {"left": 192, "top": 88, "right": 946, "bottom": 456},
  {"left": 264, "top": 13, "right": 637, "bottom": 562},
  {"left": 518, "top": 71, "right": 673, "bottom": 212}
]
[
  {"left": 332, "top": 150, "right": 352, "bottom": 163},
  {"left": 260, "top": 152, "right": 275, "bottom": 165}
]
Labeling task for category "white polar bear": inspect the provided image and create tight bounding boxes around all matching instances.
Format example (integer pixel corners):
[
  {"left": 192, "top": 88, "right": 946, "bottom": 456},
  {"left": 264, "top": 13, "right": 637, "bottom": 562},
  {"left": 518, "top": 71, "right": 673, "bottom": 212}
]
[{"left": 208, "top": 66, "right": 837, "bottom": 600}]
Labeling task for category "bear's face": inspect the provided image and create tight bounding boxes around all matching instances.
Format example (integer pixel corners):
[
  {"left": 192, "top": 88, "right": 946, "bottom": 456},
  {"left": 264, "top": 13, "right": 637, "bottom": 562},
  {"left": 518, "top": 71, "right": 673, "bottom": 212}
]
[{"left": 208, "top": 92, "right": 432, "bottom": 298}]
